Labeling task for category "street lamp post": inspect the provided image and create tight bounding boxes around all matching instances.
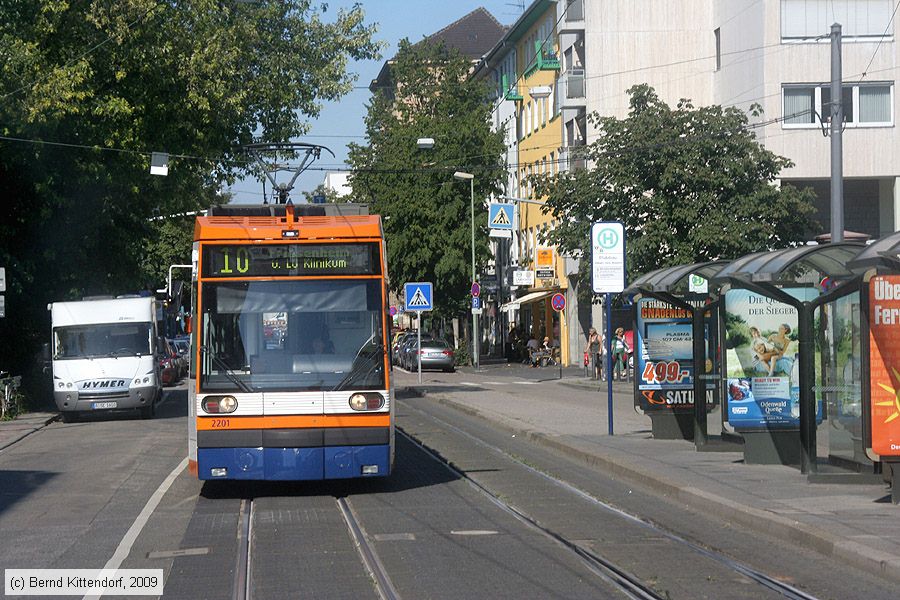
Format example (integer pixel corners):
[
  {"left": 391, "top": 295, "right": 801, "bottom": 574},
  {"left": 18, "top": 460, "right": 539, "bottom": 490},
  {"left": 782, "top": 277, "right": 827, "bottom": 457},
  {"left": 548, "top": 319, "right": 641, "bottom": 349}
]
[{"left": 454, "top": 171, "right": 478, "bottom": 369}]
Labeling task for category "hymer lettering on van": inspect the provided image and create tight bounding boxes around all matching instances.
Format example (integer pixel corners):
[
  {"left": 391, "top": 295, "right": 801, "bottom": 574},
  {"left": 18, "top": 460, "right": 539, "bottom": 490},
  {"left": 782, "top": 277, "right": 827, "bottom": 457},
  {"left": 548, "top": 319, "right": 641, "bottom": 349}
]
[{"left": 79, "top": 380, "right": 127, "bottom": 389}]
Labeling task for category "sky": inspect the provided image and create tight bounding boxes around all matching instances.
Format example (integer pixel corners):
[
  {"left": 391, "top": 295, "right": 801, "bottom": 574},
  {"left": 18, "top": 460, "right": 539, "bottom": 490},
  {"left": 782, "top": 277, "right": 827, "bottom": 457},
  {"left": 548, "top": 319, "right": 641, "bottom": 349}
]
[{"left": 226, "top": 0, "right": 523, "bottom": 204}]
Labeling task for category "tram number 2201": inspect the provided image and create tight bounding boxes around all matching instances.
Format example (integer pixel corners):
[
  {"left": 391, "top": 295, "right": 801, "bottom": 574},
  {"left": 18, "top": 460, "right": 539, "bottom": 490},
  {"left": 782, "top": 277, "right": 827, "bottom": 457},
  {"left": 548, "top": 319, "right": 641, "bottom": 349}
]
[
  {"left": 642, "top": 361, "right": 689, "bottom": 384},
  {"left": 210, "top": 419, "right": 231, "bottom": 428}
]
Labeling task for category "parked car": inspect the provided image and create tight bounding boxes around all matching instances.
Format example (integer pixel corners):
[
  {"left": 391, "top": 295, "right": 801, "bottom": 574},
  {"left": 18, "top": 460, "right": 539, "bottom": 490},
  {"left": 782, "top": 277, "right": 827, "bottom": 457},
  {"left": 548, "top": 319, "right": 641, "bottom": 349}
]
[
  {"left": 166, "top": 339, "right": 187, "bottom": 379},
  {"left": 401, "top": 334, "right": 432, "bottom": 370},
  {"left": 391, "top": 331, "right": 414, "bottom": 365},
  {"left": 414, "top": 339, "right": 455, "bottom": 372},
  {"left": 158, "top": 339, "right": 179, "bottom": 386},
  {"left": 171, "top": 337, "right": 190, "bottom": 358}
]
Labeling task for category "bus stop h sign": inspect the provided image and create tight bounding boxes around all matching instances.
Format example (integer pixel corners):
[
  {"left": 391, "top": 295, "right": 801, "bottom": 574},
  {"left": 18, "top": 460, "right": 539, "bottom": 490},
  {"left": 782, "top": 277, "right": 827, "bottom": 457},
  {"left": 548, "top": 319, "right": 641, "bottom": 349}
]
[{"left": 591, "top": 222, "right": 625, "bottom": 294}]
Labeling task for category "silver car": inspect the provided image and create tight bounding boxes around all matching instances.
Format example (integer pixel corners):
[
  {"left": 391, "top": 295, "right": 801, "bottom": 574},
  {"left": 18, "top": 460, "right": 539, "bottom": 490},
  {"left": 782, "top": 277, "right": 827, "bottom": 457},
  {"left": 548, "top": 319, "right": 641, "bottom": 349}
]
[{"left": 414, "top": 339, "right": 455, "bottom": 372}]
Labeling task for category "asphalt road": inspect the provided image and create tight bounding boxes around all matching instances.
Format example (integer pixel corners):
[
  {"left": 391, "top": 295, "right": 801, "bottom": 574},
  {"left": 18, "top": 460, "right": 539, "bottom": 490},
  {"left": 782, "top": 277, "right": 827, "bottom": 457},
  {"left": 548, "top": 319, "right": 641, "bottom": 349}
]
[{"left": 1, "top": 383, "right": 896, "bottom": 599}]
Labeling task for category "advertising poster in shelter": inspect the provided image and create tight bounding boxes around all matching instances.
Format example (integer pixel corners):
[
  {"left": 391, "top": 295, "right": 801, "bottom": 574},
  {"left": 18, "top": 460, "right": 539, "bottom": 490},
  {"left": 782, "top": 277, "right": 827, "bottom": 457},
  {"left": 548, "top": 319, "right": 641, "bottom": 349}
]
[
  {"left": 867, "top": 275, "right": 900, "bottom": 458},
  {"left": 724, "top": 288, "right": 820, "bottom": 430},
  {"left": 635, "top": 298, "right": 715, "bottom": 412}
]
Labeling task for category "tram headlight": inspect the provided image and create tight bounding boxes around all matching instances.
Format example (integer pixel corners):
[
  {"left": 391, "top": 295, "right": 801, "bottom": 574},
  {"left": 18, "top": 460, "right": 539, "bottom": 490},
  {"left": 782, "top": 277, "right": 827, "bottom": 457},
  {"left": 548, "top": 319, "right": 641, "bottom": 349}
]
[
  {"left": 349, "top": 394, "right": 367, "bottom": 411},
  {"left": 349, "top": 393, "right": 384, "bottom": 411},
  {"left": 202, "top": 395, "right": 238, "bottom": 414}
]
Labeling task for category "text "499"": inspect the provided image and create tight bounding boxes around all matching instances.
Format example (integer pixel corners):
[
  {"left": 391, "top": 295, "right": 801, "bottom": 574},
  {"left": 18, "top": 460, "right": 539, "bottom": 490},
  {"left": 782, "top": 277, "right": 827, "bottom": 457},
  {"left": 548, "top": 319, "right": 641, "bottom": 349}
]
[{"left": 642, "top": 361, "right": 690, "bottom": 384}]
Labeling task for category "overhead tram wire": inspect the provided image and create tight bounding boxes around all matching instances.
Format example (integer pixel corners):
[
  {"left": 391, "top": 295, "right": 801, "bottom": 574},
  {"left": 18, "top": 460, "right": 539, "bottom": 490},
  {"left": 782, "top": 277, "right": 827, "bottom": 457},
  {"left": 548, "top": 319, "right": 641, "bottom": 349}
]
[
  {"left": 858, "top": 0, "right": 900, "bottom": 81},
  {"left": 0, "top": 1, "right": 166, "bottom": 101}
]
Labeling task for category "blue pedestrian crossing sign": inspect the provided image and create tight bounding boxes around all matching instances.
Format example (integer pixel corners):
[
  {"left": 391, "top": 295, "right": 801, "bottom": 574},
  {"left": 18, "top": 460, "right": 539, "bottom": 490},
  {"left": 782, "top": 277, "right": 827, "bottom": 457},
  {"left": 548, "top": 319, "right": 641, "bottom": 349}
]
[
  {"left": 404, "top": 282, "right": 433, "bottom": 312},
  {"left": 488, "top": 203, "right": 514, "bottom": 230}
]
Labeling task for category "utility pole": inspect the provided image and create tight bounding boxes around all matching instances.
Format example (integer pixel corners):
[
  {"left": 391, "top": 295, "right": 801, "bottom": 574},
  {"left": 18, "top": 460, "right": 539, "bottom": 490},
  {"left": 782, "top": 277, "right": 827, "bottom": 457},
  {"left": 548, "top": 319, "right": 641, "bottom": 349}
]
[{"left": 830, "top": 23, "right": 844, "bottom": 243}]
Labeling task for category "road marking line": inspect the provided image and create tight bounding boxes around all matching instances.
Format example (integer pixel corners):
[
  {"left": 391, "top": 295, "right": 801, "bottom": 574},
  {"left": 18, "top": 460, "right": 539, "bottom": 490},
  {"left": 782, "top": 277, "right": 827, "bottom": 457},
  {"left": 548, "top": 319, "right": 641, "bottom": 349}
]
[
  {"left": 83, "top": 457, "right": 187, "bottom": 600},
  {"left": 450, "top": 530, "right": 499, "bottom": 536},
  {"left": 460, "top": 382, "right": 481, "bottom": 387},
  {"left": 147, "top": 547, "right": 209, "bottom": 559},
  {"left": 512, "top": 381, "right": 539, "bottom": 385}
]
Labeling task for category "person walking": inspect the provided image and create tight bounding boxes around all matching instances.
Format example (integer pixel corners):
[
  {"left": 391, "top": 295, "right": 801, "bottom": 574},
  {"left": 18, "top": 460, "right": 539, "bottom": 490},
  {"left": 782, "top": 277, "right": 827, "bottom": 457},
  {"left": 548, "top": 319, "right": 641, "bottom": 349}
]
[
  {"left": 612, "top": 327, "right": 629, "bottom": 381},
  {"left": 586, "top": 327, "right": 602, "bottom": 380}
]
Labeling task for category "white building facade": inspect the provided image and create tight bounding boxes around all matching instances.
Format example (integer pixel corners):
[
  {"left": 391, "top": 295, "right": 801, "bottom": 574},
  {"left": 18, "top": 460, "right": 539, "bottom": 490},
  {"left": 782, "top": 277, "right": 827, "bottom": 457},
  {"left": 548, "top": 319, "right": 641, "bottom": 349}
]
[{"left": 584, "top": 0, "right": 899, "bottom": 238}]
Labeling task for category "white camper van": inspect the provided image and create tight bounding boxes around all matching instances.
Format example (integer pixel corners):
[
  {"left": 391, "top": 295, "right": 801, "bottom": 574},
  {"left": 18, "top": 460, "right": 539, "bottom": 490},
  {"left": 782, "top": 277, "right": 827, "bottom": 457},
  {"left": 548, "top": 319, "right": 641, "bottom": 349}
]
[{"left": 49, "top": 296, "right": 162, "bottom": 421}]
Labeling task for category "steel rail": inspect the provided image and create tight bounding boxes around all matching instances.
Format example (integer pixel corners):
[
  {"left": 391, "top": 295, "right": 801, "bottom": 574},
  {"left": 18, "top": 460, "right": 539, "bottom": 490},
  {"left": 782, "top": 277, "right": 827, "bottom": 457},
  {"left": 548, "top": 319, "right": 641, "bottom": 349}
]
[
  {"left": 232, "top": 498, "right": 253, "bottom": 600},
  {"left": 336, "top": 497, "right": 401, "bottom": 600},
  {"left": 399, "top": 402, "right": 821, "bottom": 600},
  {"left": 397, "top": 429, "right": 663, "bottom": 600}
]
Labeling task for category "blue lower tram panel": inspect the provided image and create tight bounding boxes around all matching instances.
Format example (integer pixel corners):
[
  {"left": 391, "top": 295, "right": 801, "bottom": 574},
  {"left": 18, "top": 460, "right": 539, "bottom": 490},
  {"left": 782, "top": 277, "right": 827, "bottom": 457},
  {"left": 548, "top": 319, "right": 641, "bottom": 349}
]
[{"left": 197, "top": 445, "right": 391, "bottom": 480}]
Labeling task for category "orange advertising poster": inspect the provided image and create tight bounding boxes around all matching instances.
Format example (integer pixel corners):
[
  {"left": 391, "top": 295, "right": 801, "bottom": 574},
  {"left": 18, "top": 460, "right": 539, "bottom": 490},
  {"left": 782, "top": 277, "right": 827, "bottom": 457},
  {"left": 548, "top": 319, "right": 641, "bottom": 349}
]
[
  {"left": 868, "top": 275, "right": 900, "bottom": 457},
  {"left": 536, "top": 248, "right": 554, "bottom": 268}
]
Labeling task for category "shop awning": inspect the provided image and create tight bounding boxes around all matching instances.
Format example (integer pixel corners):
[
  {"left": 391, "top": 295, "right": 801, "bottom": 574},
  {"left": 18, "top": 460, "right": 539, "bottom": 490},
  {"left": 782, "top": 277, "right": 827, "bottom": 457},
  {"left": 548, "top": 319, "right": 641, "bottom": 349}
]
[{"left": 500, "top": 290, "right": 554, "bottom": 311}]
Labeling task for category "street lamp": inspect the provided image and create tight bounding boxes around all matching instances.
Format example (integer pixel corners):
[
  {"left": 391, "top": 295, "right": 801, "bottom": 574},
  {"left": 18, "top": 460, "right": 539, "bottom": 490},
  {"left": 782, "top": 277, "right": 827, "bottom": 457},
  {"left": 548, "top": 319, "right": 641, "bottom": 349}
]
[{"left": 453, "top": 170, "right": 478, "bottom": 369}]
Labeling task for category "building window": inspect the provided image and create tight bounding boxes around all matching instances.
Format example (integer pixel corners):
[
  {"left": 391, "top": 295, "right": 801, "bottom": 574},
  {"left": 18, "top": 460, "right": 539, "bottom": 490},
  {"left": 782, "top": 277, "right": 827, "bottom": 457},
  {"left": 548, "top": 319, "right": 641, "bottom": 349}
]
[
  {"left": 859, "top": 85, "right": 892, "bottom": 122},
  {"left": 714, "top": 28, "right": 721, "bottom": 71},
  {"left": 782, "top": 83, "right": 893, "bottom": 127},
  {"left": 781, "top": 0, "right": 893, "bottom": 40},
  {"left": 783, "top": 87, "right": 816, "bottom": 124}
]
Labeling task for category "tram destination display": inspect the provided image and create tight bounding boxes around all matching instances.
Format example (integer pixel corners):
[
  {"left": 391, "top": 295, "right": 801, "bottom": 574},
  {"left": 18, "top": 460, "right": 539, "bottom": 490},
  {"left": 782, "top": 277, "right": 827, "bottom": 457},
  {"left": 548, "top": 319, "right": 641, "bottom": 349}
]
[{"left": 203, "top": 243, "right": 381, "bottom": 277}]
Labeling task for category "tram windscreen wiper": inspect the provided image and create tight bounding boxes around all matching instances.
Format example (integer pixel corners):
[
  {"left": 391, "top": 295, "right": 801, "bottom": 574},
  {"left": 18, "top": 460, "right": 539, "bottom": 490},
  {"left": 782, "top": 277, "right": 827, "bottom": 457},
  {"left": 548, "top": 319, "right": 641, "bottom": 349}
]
[
  {"left": 332, "top": 337, "right": 384, "bottom": 391},
  {"left": 199, "top": 346, "right": 253, "bottom": 393}
]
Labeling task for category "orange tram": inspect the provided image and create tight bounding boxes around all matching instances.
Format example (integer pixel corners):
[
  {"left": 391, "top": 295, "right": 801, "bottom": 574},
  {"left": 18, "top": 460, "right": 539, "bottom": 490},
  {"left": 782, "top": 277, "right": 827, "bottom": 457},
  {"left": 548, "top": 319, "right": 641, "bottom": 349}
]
[{"left": 187, "top": 203, "right": 394, "bottom": 480}]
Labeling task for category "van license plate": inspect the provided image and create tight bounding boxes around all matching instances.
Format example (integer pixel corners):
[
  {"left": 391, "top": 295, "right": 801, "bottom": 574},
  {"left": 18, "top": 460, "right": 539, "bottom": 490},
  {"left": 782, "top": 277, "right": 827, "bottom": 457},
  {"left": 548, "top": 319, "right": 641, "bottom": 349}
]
[{"left": 92, "top": 401, "right": 118, "bottom": 409}]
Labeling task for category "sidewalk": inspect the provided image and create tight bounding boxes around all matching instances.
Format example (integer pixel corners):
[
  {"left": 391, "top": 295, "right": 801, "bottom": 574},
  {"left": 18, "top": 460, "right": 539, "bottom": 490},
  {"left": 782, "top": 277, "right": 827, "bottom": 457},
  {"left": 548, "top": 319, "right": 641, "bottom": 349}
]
[
  {"left": 0, "top": 412, "right": 58, "bottom": 452},
  {"left": 395, "top": 362, "right": 900, "bottom": 584}
]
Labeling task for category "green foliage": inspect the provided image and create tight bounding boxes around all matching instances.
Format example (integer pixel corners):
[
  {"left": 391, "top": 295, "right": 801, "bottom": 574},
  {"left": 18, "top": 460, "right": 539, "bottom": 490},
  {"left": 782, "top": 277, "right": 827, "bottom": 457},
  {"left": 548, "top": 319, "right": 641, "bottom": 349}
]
[
  {"left": 534, "top": 85, "right": 818, "bottom": 282},
  {"left": 0, "top": 0, "right": 380, "bottom": 387},
  {"left": 347, "top": 40, "right": 506, "bottom": 317},
  {"left": 302, "top": 184, "right": 347, "bottom": 204}
]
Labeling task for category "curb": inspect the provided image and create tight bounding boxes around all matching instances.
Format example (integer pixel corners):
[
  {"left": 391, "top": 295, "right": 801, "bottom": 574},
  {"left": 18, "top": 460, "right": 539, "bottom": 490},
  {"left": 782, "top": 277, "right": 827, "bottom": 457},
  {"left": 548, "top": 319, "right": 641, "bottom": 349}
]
[
  {"left": 0, "top": 413, "right": 59, "bottom": 453},
  {"left": 399, "top": 387, "right": 900, "bottom": 586}
]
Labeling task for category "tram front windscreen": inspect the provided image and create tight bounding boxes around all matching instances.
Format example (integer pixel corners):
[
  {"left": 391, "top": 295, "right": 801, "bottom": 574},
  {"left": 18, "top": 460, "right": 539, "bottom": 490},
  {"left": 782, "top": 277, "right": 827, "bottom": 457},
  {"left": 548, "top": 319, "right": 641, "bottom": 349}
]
[{"left": 199, "top": 279, "right": 385, "bottom": 393}]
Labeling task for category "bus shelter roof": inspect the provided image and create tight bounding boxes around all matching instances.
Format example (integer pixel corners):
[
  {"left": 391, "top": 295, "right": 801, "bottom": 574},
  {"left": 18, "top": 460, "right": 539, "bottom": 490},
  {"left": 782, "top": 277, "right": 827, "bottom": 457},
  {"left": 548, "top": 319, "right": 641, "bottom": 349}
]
[
  {"left": 710, "top": 243, "right": 865, "bottom": 285},
  {"left": 847, "top": 230, "right": 900, "bottom": 272},
  {"left": 623, "top": 260, "right": 730, "bottom": 296}
]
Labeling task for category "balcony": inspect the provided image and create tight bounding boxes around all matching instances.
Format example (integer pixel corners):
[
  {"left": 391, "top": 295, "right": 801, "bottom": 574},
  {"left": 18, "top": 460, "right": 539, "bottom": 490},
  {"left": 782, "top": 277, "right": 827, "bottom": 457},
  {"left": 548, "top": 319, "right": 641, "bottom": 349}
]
[
  {"left": 524, "top": 41, "right": 561, "bottom": 78},
  {"left": 557, "top": 69, "right": 585, "bottom": 109},
  {"left": 501, "top": 73, "right": 523, "bottom": 102}
]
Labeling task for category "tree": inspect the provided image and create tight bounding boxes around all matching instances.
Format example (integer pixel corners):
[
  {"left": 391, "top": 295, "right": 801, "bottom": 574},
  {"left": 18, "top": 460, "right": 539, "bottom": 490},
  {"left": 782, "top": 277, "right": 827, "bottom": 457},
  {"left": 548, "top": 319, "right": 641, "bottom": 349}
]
[
  {"left": 534, "top": 85, "right": 817, "bottom": 284},
  {"left": 302, "top": 184, "right": 346, "bottom": 204},
  {"left": 347, "top": 40, "right": 506, "bottom": 316},
  {"left": 0, "top": 0, "right": 380, "bottom": 393}
]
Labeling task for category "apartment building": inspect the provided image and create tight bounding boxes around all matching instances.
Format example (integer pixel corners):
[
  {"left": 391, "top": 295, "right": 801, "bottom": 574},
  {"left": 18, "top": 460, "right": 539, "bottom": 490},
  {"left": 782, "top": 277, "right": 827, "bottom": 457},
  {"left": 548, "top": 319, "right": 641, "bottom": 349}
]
[
  {"left": 476, "top": 0, "right": 587, "bottom": 365},
  {"left": 584, "top": 0, "right": 899, "bottom": 238}
]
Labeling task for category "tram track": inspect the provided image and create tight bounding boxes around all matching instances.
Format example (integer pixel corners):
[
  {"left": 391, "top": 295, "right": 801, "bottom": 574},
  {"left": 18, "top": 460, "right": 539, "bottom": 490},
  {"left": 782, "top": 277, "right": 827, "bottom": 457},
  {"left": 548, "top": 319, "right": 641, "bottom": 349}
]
[
  {"left": 398, "top": 402, "right": 821, "bottom": 600},
  {"left": 336, "top": 496, "right": 401, "bottom": 600},
  {"left": 233, "top": 498, "right": 253, "bottom": 600},
  {"left": 229, "top": 493, "right": 399, "bottom": 600}
]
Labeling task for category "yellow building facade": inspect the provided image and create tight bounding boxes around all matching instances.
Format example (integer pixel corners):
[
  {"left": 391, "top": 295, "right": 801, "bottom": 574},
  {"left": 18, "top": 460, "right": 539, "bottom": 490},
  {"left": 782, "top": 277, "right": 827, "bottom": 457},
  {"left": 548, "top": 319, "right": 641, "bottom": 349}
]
[{"left": 512, "top": 7, "right": 570, "bottom": 364}]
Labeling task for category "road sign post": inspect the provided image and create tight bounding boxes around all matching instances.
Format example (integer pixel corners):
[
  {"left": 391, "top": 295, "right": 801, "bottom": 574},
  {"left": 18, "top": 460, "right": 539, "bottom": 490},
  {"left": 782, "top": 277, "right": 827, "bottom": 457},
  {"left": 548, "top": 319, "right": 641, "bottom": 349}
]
[
  {"left": 551, "top": 293, "right": 566, "bottom": 379},
  {"left": 591, "top": 222, "right": 626, "bottom": 436},
  {"left": 404, "top": 282, "right": 434, "bottom": 383}
]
